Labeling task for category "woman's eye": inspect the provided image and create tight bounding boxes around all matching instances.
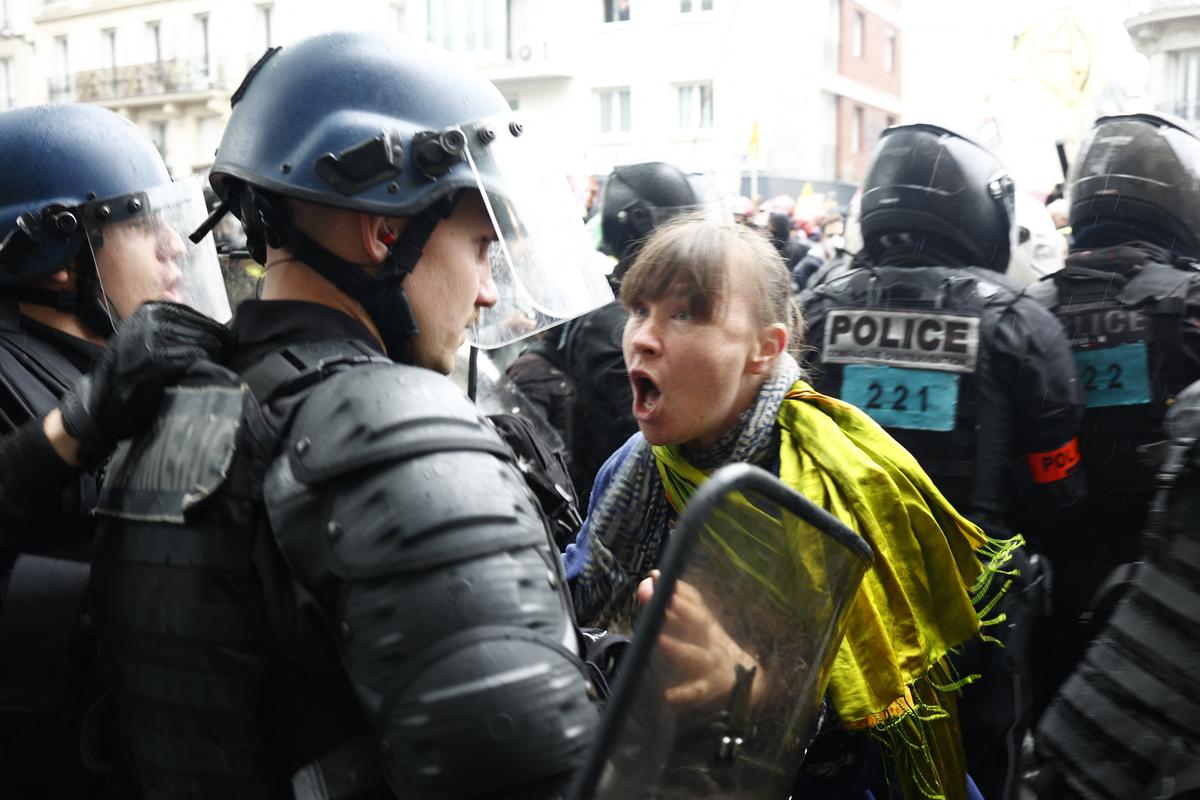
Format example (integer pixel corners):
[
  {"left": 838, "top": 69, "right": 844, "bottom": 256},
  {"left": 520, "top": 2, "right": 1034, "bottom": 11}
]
[
  {"left": 673, "top": 309, "right": 693, "bottom": 321},
  {"left": 631, "top": 303, "right": 649, "bottom": 317}
]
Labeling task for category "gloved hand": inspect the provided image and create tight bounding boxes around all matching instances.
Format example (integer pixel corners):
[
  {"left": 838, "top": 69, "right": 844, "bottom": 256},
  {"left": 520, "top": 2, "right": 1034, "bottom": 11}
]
[{"left": 58, "top": 301, "right": 228, "bottom": 467}]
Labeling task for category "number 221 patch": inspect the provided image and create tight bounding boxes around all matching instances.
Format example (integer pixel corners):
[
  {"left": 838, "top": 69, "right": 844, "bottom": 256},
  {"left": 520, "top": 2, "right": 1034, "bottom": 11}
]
[{"left": 841, "top": 364, "right": 959, "bottom": 431}]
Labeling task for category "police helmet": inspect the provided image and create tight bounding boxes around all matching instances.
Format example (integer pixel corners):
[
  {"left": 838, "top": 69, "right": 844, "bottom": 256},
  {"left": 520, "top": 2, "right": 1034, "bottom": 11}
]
[
  {"left": 210, "top": 32, "right": 610, "bottom": 352},
  {"left": 860, "top": 123, "right": 1016, "bottom": 272},
  {"left": 600, "top": 162, "right": 722, "bottom": 267},
  {"left": 0, "top": 104, "right": 229, "bottom": 333},
  {"left": 1068, "top": 113, "right": 1200, "bottom": 258}
]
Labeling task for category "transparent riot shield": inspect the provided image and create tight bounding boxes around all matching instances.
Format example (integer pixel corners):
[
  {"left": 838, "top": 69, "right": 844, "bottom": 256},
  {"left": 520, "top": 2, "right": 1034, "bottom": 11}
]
[{"left": 571, "top": 463, "right": 874, "bottom": 800}]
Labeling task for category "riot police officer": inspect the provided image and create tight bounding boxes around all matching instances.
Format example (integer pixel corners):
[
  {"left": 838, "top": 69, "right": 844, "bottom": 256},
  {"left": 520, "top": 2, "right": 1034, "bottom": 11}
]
[
  {"left": 1036, "top": 379, "right": 1200, "bottom": 800},
  {"left": 1024, "top": 114, "right": 1200, "bottom": 715},
  {"left": 90, "top": 33, "right": 608, "bottom": 799},
  {"left": 0, "top": 103, "right": 228, "bottom": 795},
  {"left": 800, "top": 123, "right": 1086, "bottom": 800},
  {"left": 508, "top": 161, "right": 721, "bottom": 506}
]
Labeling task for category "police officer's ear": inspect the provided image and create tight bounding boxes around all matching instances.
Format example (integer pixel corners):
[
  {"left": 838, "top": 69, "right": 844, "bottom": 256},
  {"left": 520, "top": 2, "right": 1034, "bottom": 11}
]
[
  {"left": 361, "top": 214, "right": 407, "bottom": 265},
  {"left": 32, "top": 268, "right": 71, "bottom": 289},
  {"left": 747, "top": 322, "right": 788, "bottom": 375}
]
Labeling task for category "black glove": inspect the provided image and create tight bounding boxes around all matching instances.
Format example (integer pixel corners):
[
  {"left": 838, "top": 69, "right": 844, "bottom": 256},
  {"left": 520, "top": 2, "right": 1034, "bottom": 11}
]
[{"left": 58, "top": 301, "right": 229, "bottom": 467}]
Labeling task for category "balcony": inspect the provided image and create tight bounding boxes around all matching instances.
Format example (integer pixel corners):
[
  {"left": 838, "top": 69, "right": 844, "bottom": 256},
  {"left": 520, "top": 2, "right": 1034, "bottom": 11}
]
[{"left": 73, "top": 59, "right": 222, "bottom": 104}]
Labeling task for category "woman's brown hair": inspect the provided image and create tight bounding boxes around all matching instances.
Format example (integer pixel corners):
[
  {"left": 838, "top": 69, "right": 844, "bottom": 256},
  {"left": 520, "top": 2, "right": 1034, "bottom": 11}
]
[{"left": 619, "top": 215, "right": 805, "bottom": 357}]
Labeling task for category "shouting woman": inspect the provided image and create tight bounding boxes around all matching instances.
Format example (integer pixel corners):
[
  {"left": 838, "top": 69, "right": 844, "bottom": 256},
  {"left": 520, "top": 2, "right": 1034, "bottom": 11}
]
[{"left": 565, "top": 218, "right": 1008, "bottom": 800}]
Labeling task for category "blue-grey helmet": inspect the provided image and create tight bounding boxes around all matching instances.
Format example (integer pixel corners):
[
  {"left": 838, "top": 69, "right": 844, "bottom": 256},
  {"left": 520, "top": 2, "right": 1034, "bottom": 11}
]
[
  {"left": 0, "top": 104, "right": 229, "bottom": 333},
  {"left": 209, "top": 32, "right": 610, "bottom": 355}
]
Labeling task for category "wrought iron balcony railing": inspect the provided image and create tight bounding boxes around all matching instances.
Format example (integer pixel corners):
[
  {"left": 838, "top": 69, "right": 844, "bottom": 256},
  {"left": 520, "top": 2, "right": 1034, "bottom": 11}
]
[{"left": 74, "top": 59, "right": 220, "bottom": 102}]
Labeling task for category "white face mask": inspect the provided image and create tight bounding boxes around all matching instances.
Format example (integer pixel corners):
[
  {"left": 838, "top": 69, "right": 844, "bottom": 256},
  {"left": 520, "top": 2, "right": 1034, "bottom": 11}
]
[{"left": 822, "top": 234, "right": 845, "bottom": 260}]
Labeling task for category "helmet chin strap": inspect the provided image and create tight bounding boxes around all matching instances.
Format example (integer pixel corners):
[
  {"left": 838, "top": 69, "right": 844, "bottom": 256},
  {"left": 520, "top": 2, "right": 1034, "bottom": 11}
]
[
  {"left": 9, "top": 250, "right": 117, "bottom": 339},
  {"left": 274, "top": 193, "right": 461, "bottom": 364}
]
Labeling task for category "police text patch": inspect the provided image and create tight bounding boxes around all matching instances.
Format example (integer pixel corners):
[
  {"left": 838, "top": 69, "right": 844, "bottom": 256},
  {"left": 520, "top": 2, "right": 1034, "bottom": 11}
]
[{"left": 823, "top": 309, "right": 980, "bottom": 373}]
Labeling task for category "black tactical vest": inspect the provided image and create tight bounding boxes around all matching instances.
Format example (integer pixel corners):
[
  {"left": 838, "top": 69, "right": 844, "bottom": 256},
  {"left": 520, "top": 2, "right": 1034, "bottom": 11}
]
[
  {"left": 803, "top": 266, "right": 1016, "bottom": 522},
  {"left": 1029, "top": 257, "right": 1200, "bottom": 500},
  {"left": 0, "top": 295, "right": 103, "bottom": 791},
  {"left": 0, "top": 295, "right": 82, "bottom": 433},
  {"left": 92, "top": 341, "right": 386, "bottom": 799}
]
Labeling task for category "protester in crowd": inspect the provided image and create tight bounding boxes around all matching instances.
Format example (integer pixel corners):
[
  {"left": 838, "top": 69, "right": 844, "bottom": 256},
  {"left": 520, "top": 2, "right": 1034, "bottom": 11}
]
[{"left": 567, "top": 217, "right": 1006, "bottom": 800}]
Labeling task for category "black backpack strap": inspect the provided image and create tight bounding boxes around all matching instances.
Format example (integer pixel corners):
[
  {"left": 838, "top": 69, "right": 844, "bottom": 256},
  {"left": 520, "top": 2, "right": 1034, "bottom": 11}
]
[{"left": 240, "top": 339, "right": 389, "bottom": 405}]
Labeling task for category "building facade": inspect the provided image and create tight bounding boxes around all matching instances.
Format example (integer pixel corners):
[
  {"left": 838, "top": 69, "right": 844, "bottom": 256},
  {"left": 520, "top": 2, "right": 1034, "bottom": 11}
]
[
  {"left": 1126, "top": 0, "right": 1200, "bottom": 123},
  {"left": 0, "top": 0, "right": 902, "bottom": 195}
]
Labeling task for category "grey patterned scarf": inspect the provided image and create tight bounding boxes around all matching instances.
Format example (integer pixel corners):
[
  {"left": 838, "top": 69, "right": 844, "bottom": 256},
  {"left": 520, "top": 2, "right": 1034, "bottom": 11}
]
[{"left": 573, "top": 354, "right": 803, "bottom": 629}]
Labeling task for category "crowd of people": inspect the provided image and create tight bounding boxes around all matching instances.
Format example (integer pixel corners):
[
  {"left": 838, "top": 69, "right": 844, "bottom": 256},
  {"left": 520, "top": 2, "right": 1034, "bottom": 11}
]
[{"left": 1, "top": 31, "right": 1198, "bottom": 800}]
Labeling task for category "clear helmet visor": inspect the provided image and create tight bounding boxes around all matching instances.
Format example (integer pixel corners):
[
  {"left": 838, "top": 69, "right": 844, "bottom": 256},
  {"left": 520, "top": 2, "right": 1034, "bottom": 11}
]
[
  {"left": 457, "top": 116, "right": 614, "bottom": 349},
  {"left": 86, "top": 176, "right": 232, "bottom": 327}
]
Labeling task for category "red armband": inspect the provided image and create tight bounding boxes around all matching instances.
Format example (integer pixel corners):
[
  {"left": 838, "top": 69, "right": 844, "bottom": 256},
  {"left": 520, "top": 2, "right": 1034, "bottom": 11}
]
[{"left": 1026, "top": 438, "right": 1082, "bottom": 484}]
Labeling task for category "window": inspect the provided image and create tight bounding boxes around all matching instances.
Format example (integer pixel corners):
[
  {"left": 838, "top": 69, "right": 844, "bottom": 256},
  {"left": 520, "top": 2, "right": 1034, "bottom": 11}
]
[
  {"left": 426, "top": 0, "right": 505, "bottom": 54},
  {"left": 101, "top": 28, "right": 117, "bottom": 71},
  {"left": 193, "top": 14, "right": 210, "bottom": 80},
  {"left": 604, "top": 0, "right": 630, "bottom": 23},
  {"left": 680, "top": 0, "right": 712, "bottom": 11},
  {"left": 144, "top": 21, "right": 162, "bottom": 63},
  {"left": 149, "top": 120, "right": 167, "bottom": 161},
  {"left": 50, "top": 35, "right": 70, "bottom": 100},
  {"left": 852, "top": 10, "right": 865, "bottom": 59},
  {"left": 0, "top": 58, "right": 12, "bottom": 110},
  {"left": 257, "top": 4, "right": 273, "bottom": 50},
  {"left": 676, "top": 82, "right": 713, "bottom": 129},
  {"left": 825, "top": 0, "right": 839, "bottom": 67},
  {"left": 885, "top": 30, "right": 896, "bottom": 73},
  {"left": 596, "top": 87, "right": 631, "bottom": 133},
  {"left": 850, "top": 105, "right": 864, "bottom": 154},
  {"left": 1174, "top": 49, "right": 1200, "bottom": 120}
]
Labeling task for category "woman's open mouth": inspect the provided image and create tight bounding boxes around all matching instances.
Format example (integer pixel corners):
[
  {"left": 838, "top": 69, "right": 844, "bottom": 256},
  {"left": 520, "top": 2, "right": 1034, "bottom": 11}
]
[{"left": 632, "top": 371, "right": 663, "bottom": 418}]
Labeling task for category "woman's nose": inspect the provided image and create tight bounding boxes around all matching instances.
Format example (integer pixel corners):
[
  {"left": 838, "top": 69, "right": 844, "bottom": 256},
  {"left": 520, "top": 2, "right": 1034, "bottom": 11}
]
[{"left": 627, "top": 316, "right": 662, "bottom": 356}]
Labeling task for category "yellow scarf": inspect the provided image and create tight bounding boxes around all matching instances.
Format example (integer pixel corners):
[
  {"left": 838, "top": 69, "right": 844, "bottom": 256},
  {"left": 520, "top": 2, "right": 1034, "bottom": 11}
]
[{"left": 653, "top": 381, "right": 1005, "bottom": 800}]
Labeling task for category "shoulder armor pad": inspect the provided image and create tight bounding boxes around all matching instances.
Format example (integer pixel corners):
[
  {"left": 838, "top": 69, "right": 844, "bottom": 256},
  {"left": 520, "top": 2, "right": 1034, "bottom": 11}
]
[
  {"left": 1022, "top": 274, "right": 1059, "bottom": 308},
  {"left": 97, "top": 384, "right": 245, "bottom": 523},
  {"left": 285, "top": 363, "right": 510, "bottom": 483},
  {"left": 265, "top": 364, "right": 550, "bottom": 580},
  {"left": 813, "top": 265, "right": 1013, "bottom": 312},
  {"left": 1119, "top": 262, "right": 1196, "bottom": 308}
]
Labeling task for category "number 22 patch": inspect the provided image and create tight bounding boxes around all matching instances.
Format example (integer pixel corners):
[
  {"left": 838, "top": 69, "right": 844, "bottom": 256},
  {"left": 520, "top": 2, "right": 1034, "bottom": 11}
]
[
  {"left": 1073, "top": 342, "right": 1151, "bottom": 408},
  {"left": 841, "top": 364, "right": 960, "bottom": 431}
]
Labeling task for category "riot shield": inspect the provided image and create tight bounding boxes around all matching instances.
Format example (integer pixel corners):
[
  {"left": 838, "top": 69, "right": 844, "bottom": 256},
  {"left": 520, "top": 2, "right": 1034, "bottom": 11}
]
[{"left": 571, "top": 463, "right": 874, "bottom": 800}]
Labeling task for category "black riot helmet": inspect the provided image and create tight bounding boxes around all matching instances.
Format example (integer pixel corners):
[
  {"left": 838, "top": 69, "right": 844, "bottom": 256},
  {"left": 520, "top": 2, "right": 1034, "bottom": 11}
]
[
  {"left": 860, "top": 123, "right": 1016, "bottom": 272},
  {"left": 206, "top": 32, "right": 610, "bottom": 356},
  {"left": 600, "top": 162, "right": 722, "bottom": 276},
  {"left": 1068, "top": 113, "right": 1200, "bottom": 258},
  {"left": 0, "top": 104, "right": 229, "bottom": 334}
]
